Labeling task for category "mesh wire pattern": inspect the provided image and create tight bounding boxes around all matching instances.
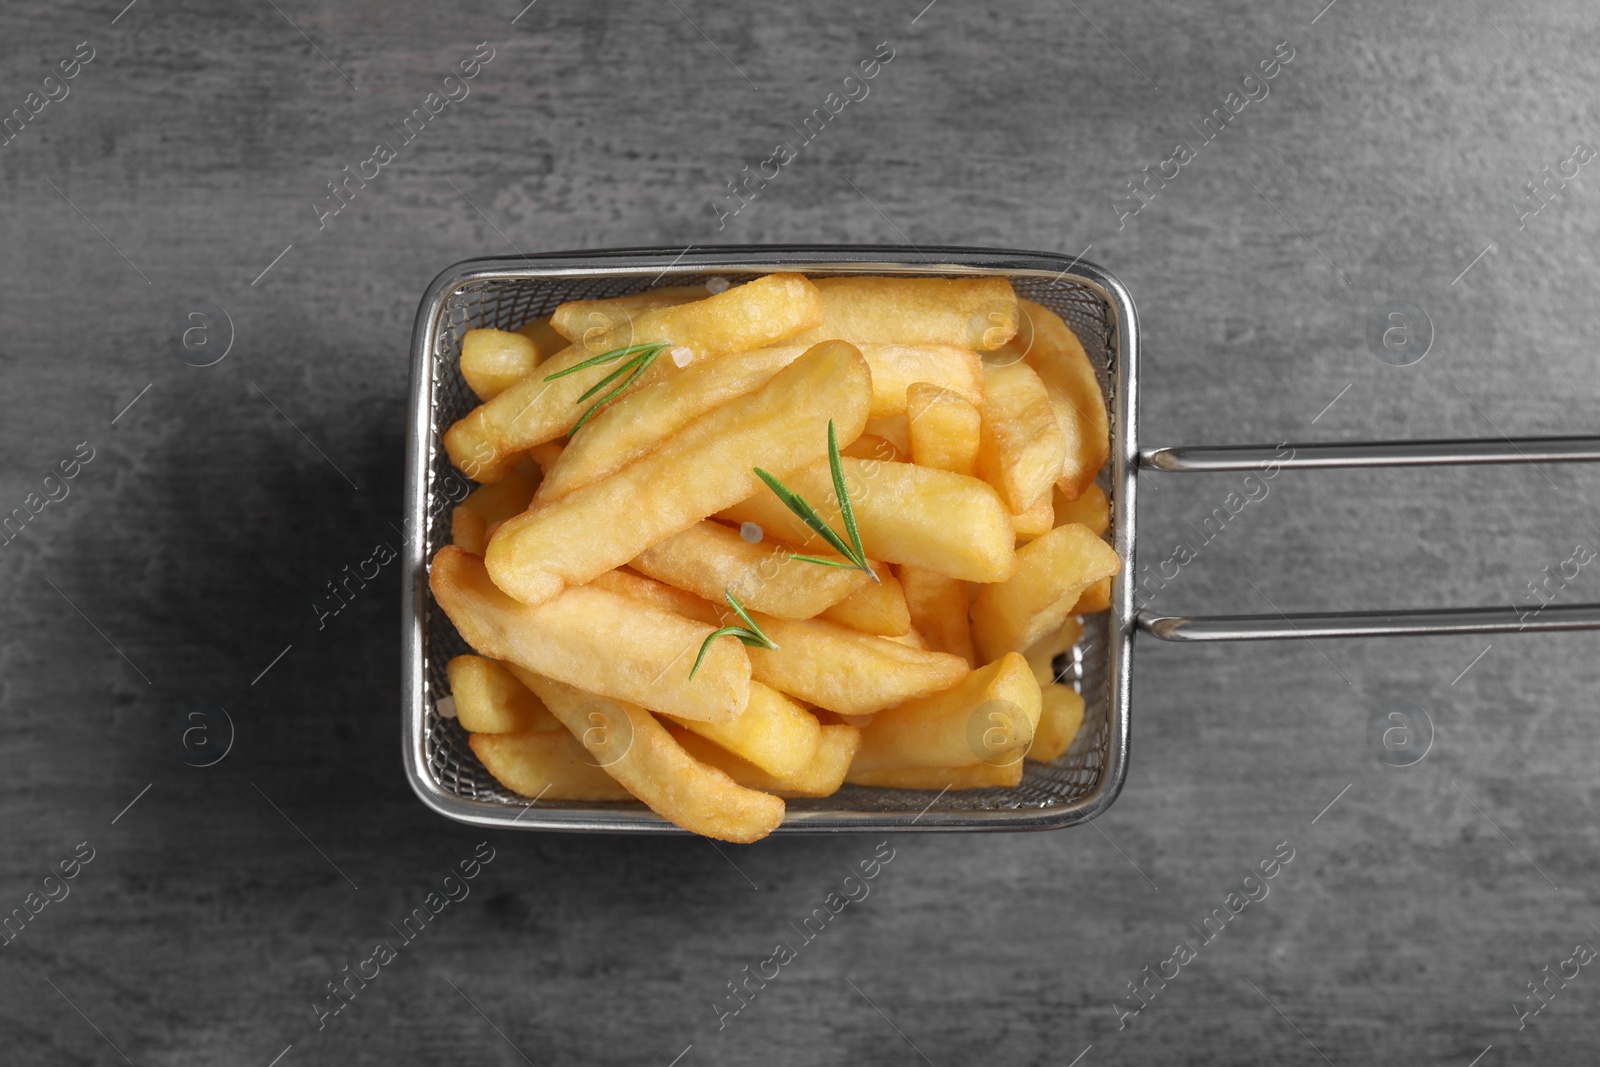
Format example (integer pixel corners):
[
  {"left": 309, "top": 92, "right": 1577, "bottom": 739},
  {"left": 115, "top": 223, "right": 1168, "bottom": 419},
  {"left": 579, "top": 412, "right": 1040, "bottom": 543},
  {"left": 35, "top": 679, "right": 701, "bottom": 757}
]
[{"left": 410, "top": 250, "right": 1127, "bottom": 831}]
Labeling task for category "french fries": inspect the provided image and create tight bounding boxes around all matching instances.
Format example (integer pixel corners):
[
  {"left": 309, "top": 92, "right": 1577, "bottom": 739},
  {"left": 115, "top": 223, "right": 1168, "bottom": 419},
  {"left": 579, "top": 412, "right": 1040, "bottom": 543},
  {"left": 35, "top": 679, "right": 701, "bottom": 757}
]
[
  {"left": 469, "top": 731, "right": 633, "bottom": 801},
  {"left": 816, "top": 566, "right": 911, "bottom": 636},
  {"left": 459, "top": 328, "right": 541, "bottom": 402},
  {"left": 445, "top": 273, "right": 824, "bottom": 481},
  {"left": 435, "top": 272, "right": 1117, "bottom": 840},
  {"left": 630, "top": 519, "right": 868, "bottom": 619},
  {"left": 673, "top": 723, "right": 861, "bottom": 798},
  {"left": 551, "top": 284, "right": 709, "bottom": 340},
  {"left": 788, "top": 276, "right": 1019, "bottom": 350},
  {"left": 663, "top": 681, "right": 821, "bottom": 779},
  {"left": 742, "top": 612, "right": 969, "bottom": 717},
  {"left": 906, "top": 383, "right": 980, "bottom": 476},
  {"left": 446, "top": 655, "right": 559, "bottom": 733},
  {"left": 514, "top": 670, "right": 785, "bottom": 843},
  {"left": 850, "top": 653, "right": 1040, "bottom": 773},
  {"left": 1017, "top": 299, "right": 1109, "bottom": 500},
  {"left": 486, "top": 340, "right": 872, "bottom": 607},
  {"left": 977, "top": 361, "right": 1068, "bottom": 513},
  {"left": 971, "top": 523, "right": 1121, "bottom": 663},
  {"left": 719, "top": 456, "right": 1016, "bottom": 583},
  {"left": 898, "top": 565, "right": 975, "bottom": 665},
  {"left": 430, "top": 547, "right": 750, "bottom": 722}
]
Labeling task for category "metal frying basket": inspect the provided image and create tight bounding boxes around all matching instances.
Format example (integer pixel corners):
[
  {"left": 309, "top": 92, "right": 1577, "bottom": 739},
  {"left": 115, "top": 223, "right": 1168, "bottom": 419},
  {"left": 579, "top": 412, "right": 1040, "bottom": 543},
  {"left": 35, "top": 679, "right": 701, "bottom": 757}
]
[{"left": 401, "top": 244, "right": 1600, "bottom": 835}]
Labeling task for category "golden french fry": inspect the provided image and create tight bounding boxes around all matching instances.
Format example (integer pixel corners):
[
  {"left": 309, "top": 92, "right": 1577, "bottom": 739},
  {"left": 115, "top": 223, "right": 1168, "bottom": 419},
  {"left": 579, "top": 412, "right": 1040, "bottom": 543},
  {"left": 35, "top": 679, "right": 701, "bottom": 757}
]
[
  {"left": 742, "top": 611, "right": 968, "bottom": 716},
  {"left": 486, "top": 341, "right": 872, "bottom": 607},
  {"left": 855, "top": 344, "right": 982, "bottom": 417},
  {"left": 971, "top": 523, "right": 1121, "bottom": 662},
  {"left": 447, "top": 655, "right": 560, "bottom": 733},
  {"left": 671, "top": 723, "right": 861, "bottom": 798},
  {"left": 977, "top": 361, "right": 1068, "bottom": 513},
  {"left": 664, "top": 681, "right": 821, "bottom": 778},
  {"left": 850, "top": 653, "right": 1040, "bottom": 773},
  {"left": 1022, "top": 616, "right": 1083, "bottom": 688},
  {"left": 863, "top": 415, "right": 909, "bottom": 455},
  {"left": 1054, "top": 481, "right": 1109, "bottom": 534},
  {"left": 445, "top": 273, "right": 824, "bottom": 481},
  {"left": 788, "top": 275, "right": 1018, "bottom": 350},
  {"left": 453, "top": 457, "right": 541, "bottom": 554},
  {"left": 1017, "top": 299, "right": 1109, "bottom": 499},
  {"left": 1027, "top": 685, "right": 1086, "bottom": 763},
  {"left": 906, "top": 383, "right": 980, "bottom": 476},
  {"left": 460, "top": 329, "right": 541, "bottom": 402},
  {"left": 515, "top": 315, "right": 568, "bottom": 357},
  {"left": 587, "top": 568, "right": 721, "bottom": 624},
  {"left": 899, "top": 565, "right": 974, "bottom": 665},
  {"left": 452, "top": 508, "right": 488, "bottom": 554},
  {"left": 513, "top": 669, "right": 784, "bottom": 843},
  {"left": 430, "top": 547, "right": 749, "bottom": 722},
  {"left": 841, "top": 433, "right": 905, "bottom": 463},
  {"left": 1072, "top": 577, "right": 1112, "bottom": 614},
  {"left": 885, "top": 629, "right": 930, "bottom": 650},
  {"left": 551, "top": 284, "right": 710, "bottom": 341},
  {"left": 469, "top": 731, "right": 634, "bottom": 801},
  {"left": 847, "top": 761, "right": 1022, "bottom": 790},
  {"left": 1011, "top": 490, "right": 1055, "bottom": 540},
  {"left": 719, "top": 457, "right": 1016, "bottom": 583},
  {"left": 537, "top": 345, "right": 803, "bottom": 502},
  {"left": 631, "top": 520, "right": 868, "bottom": 619},
  {"left": 816, "top": 566, "right": 911, "bottom": 636}
]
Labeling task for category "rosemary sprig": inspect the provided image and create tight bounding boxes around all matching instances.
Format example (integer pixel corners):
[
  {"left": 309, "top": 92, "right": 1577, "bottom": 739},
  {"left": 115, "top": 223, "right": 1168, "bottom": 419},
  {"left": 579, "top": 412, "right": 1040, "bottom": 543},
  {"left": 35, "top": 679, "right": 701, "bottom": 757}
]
[
  {"left": 543, "top": 342, "right": 671, "bottom": 432},
  {"left": 690, "top": 591, "right": 779, "bottom": 680},
  {"left": 752, "top": 420, "right": 879, "bottom": 582}
]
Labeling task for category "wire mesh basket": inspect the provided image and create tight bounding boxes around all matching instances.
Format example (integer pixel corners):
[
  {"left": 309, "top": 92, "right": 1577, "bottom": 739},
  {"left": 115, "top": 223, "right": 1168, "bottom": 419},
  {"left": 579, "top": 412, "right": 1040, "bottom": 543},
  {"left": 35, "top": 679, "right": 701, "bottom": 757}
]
[{"left": 402, "top": 247, "right": 1139, "bottom": 832}]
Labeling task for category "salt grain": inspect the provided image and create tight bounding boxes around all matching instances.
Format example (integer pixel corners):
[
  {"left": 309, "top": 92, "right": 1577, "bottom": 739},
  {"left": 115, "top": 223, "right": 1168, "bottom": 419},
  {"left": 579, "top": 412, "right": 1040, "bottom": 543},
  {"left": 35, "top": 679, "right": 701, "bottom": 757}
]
[
  {"left": 671, "top": 346, "right": 694, "bottom": 368},
  {"left": 705, "top": 276, "right": 731, "bottom": 295}
]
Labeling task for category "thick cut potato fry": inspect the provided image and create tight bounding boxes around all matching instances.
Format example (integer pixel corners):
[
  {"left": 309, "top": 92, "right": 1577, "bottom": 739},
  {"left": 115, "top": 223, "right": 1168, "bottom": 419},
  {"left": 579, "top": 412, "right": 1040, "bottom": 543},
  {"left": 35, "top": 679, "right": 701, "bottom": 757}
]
[
  {"left": 719, "top": 457, "right": 1016, "bottom": 583},
  {"left": 788, "top": 276, "right": 1018, "bottom": 351},
  {"left": 1027, "top": 685, "right": 1086, "bottom": 763},
  {"left": 447, "top": 655, "right": 559, "bottom": 733},
  {"left": 1011, "top": 491, "right": 1055, "bottom": 539},
  {"left": 899, "top": 565, "right": 975, "bottom": 665},
  {"left": 847, "top": 761, "right": 1022, "bottom": 790},
  {"left": 1072, "top": 577, "right": 1112, "bottom": 614},
  {"left": 430, "top": 547, "right": 749, "bottom": 722},
  {"left": 486, "top": 341, "right": 872, "bottom": 607},
  {"left": 513, "top": 670, "right": 784, "bottom": 843},
  {"left": 515, "top": 315, "right": 568, "bottom": 357},
  {"left": 971, "top": 523, "right": 1121, "bottom": 662},
  {"left": 460, "top": 329, "right": 541, "bottom": 402},
  {"left": 1055, "top": 481, "right": 1109, "bottom": 534},
  {"left": 906, "top": 383, "right": 981, "bottom": 477},
  {"left": 537, "top": 345, "right": 803, "bottom": 502},
  {"left": 850, "top": 653, "right": 1040, "bottom": 773},
  {"left": 664, "top": 681, "right": 821, "bottom": 778},
  {"left": 855, "top": 344, "right": 983, "bottom": 417},
  {"left": 863, "top": 415, "right": 910, "bottom": 455},
  {"left": 977, "top": 361, "right": 1068, "bottom": 513},
  {"left": 1022, "top": 616, "right": 1084, "bottom": 688},
  {"left": 470, "top": 731, "right": 634, "bottom": 801},
  {"left": 841, "top": 433, "right": 905, "bottom": 463},
  {"left": 453, "top": 457, "right": 541, "bottom": 554},
  {"left": 587, "top": 568, "right": 720, "bottom": 624},
  {"left": 631, "top": 520, "right": 868, "bottom": 619},
  {"left": 672, "top": 723, "right": 861, "bottom": 798},
  {"left": 816, "top": 566, "right": 911, "bottom": 636},
  {"left": 528, "top": 442, "right": 564, "bottom": 476},
  {"left": 1016, "top": 299, "right": 1109, "bottom": 499},
  {"left": 551, "top": 284, "right": 709, "bottom": 341},
  {"left": 445, "top": 273, "right": 824, "bottom": 481},
  {"left": 742, "top": 611, "right": 969, "bottom": 716}
]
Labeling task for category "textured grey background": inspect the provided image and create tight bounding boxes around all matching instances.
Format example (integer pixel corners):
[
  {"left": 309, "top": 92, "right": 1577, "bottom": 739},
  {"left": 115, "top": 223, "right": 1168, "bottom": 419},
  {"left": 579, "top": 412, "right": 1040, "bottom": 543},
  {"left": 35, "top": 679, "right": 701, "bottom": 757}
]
[{"left": 3, "top": 1, "right": 1599, "bottom": 1064}]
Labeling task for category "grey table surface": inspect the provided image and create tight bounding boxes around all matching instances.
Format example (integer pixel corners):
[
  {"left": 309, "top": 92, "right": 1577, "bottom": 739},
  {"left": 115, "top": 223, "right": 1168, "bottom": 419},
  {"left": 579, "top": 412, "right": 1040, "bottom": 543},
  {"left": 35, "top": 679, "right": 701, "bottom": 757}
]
[{"left": 4, "top": 1, "right": 1599, "bottom": 1064}]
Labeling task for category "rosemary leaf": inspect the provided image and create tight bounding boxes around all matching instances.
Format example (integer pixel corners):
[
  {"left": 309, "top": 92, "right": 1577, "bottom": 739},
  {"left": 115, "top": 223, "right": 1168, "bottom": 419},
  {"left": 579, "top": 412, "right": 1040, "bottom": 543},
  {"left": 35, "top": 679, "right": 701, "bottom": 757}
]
[
  {"left": 752, "top": 466, "right": 864, "bottom": 567},
  {"left": 570, "top": 345, "right": 667, "bottom": 432},
  {"left": 689, "top": 592, "right": 779, "bottom": 680},
  {"left": 542, "top": 342, "right": 668, "bottom": 382},
  {"left": 826, "top": 419, "right": 876, "bottom": 582}
]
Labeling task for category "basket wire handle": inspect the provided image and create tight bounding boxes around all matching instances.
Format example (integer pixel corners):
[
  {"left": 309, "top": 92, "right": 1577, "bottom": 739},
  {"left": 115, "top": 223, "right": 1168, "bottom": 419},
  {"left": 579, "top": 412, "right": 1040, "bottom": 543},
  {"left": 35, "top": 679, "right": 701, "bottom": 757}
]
[{"left": 1135, "top": 435, "right": 1600, "bottom": 642}]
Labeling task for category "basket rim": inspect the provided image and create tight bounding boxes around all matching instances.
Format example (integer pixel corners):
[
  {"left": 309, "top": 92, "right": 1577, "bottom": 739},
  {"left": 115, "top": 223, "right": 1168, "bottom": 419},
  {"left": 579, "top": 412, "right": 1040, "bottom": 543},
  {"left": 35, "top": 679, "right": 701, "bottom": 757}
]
[{"left": 401, "top": 244, "right": 1140, "bottom": 834}]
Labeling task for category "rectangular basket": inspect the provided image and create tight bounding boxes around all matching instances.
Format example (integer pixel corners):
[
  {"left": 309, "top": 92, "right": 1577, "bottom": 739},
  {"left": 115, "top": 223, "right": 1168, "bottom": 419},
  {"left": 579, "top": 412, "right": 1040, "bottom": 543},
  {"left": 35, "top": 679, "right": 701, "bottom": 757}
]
[{"left": 401, "top": 246, "right": 1139, "bottom": 832}]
